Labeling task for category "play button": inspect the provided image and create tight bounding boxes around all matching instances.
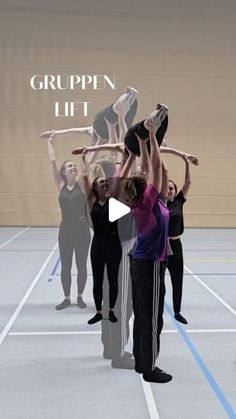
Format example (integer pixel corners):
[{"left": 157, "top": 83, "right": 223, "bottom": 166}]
[{"left": 109, "top": 197, "right": 131, "bottom": 222}]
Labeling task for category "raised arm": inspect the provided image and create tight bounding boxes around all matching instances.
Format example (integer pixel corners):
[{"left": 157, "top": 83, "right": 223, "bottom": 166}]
[
  {"left": 72, "top": 142, "right": 124, "bottom": 156},
  {"left": 79, "top": 149, "right": 93, "bottom": 201},
  {"left": 160, "top": 146, "right": 199, "bottom": 166},
  {"left": 160, "top": 158, "right": 169, "bottom": 198},
  {"left": 160, "top": 146, "right": 195, "bottom": 197},
  {"left": 40, "top": 126, "right": 94, "bottom": 140},
  {"left": 47, "top": 132, "right": 63, "bottom": 193},
  {"left": 110, "top": 150, "right": 136, "bottom": 199},
  {"left": 181, "top": 155, "right": 192, "bottom": 198},
  {"left": 118, "top": 151, "right": 136, "bottom": 179},
  {"left": 146, "top": 116, "right": 163, "bottom": 193},
  {"left": 137, "top": 137, "right": 150, "bottom": 177},
  {"left": 85, "top": 133, "right": 108, "bottom": 165}
]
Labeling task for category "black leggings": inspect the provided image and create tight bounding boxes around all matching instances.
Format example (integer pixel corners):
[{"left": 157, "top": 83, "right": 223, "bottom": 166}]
[
  {"left": 91, "top": 236, "right": 122, "bottom": 311},
  {"left": 58, "top": 220, "right": 91, "bottom": 296},
  {"left": 167, "top": 238, "right": 184, "bottom": 314},
  {"left": 124, "top": 116, "right": 168, "bottom": 155},
  {"left": 92, "top": 100, "right": 138, "bottom": 141}
]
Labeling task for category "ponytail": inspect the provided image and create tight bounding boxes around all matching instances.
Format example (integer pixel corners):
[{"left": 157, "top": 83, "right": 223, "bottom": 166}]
[
  {"left": 124, "top": 179, "right": 138, "bottom": 203},
  {"left": 123, "top": 174, "right": 147, "bottom": 204}
]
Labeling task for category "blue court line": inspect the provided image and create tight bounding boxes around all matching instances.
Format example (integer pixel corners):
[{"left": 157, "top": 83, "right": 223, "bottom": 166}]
[
  {"left": 48, "top": 258, "right": 93, "bottom": 281},
  {"left": 48, "top": 256, "right": 60, "bottom": 282},
  {"left": 165, "top": 302, "right": 236, "bottom": 418}
]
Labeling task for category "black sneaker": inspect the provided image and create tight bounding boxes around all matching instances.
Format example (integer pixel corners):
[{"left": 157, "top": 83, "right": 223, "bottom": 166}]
[
  {"left": 143, "top": 367, "right": 172, "bottom": 383},
  {"left": 77, "top": 296, "right": 87, "bottom": 308},
  {"left": 87, "top": 313, "right": 102, "bottom": 325},
  {"left": 109, "top": 311, "right": 118, "bottom": 323},
  {"left": 55, "top": 299, "right": 71, "bottom": 311},
  {"left": 174, "top": 313, "right": 188, "bottom": 324}
]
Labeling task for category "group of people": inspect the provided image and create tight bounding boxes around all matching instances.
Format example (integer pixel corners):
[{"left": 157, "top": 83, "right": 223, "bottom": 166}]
[{"left": 40, "top": 87, "right": 198, "bottom": 383}]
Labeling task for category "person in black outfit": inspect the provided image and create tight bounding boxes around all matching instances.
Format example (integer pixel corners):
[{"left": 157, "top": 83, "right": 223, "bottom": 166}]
[
  {"left": 80, "top": 143, "right": 135, "bottom": 325},
  {"left": 46, "top": 132, "right": 90, "bottom": 310},
  {"left": 167, "top": 154, "right": 194, "bottom": 324},
  {"left": 124, "top": 103, "right": 168, "bottom": 155},
  {"left": 39, "top": 87, "right": 138, "bottom": 146}
]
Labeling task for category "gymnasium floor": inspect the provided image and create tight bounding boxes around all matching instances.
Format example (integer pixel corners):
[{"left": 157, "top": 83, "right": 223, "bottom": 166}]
[{"left": 0, "top": 227, "right": 235, "bottom": 419}]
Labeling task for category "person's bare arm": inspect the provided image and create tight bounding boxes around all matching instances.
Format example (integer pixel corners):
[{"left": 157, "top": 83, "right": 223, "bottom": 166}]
[
  {"left": 181, "top": 155, "right": 192, "bottom": 198},
  {"left": 147, "top": 118, "right": 162, "bottom": 193},
  {"left": 137, "top": 137, "right": 150, "bottom": 177},
  {"left": 160, "top": 158, "right": 169, "bottom": 198},
  {"left": 79, "top": 149, "right": 94, "bottom": 207},
  {"left": 47, "top": 132, "right": 63, "bottom": 193},
  {"left": 85, "top": 134, "right": 108, "bottom": 165},
  {"left": 160, "top": 146, "right": 199, "bottom": 166},
  {"left": 72, "top": 142, "right": 124, "bottom": 156},
  {"left": 40, "top": 126, "right": 94, "bottom": 140},
  {"left": 110, "top": 151, "right": 136, "bottom": 199}
]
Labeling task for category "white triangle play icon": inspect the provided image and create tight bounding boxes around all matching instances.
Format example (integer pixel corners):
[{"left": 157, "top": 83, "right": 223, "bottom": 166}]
[{"left": 109, "top": 198, "right": 130, "bottom": 222}]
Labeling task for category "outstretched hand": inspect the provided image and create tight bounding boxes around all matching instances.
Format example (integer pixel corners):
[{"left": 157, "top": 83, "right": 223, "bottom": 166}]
[
  {"left": 184, "top": 154, "right": 199, "bottom": 166},
  {"left": 48, "top": 130, "right": 56, "bottom": 142},
  {"left": 72, "top": 146, "right": 86, "bottom": 155},
  {"left": 40, "top": 130, "right": 54, "bottom": 140},
  {"left": 81, "top": 147, "right": 88, "bottom": 161},
  {"left": 145, "top": 117, "right": 158, "bottom": 134}
]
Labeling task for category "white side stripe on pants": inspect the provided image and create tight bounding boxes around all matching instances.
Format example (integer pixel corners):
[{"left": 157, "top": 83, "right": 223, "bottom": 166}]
[
  {"left": 121, "top": 242, "right": 131, "bottom": 357},
  {"left": 152, "top": 260, "right": 160, "bottom": 371}
]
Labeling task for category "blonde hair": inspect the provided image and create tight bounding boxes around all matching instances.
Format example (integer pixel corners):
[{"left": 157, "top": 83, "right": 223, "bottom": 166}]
[{"left": 123, "top": 173, "right": 147, "bottom": 204}]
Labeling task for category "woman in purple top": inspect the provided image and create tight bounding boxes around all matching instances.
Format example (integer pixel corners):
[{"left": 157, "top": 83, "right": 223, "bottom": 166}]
[{"left": 122, "top": 108, "right": 172, "bottom": 384}]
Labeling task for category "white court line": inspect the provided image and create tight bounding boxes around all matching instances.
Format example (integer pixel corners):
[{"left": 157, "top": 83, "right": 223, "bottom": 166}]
[
  {"left": 0, "top": 227, "right": 30, "bottom": 249},
  {"left": 184, "top": 265, "right": 236, "bottom": 316},
  {"left": 0, "top": 242, "right": 58, "bottom": 347},
  {"left": 129, "top": 320, "right": 160, "bottom": 419},
  {"left": 141, "top": 380, "right": 160, "bottom": 419},
  {"left": 8, "top": 329, "right": 236, "bottom": 337}
]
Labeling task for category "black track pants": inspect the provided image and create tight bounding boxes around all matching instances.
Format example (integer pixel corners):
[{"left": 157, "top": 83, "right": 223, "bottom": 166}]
[{"left": 131, "top": 259, "right": 166, "bottom": 373}]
